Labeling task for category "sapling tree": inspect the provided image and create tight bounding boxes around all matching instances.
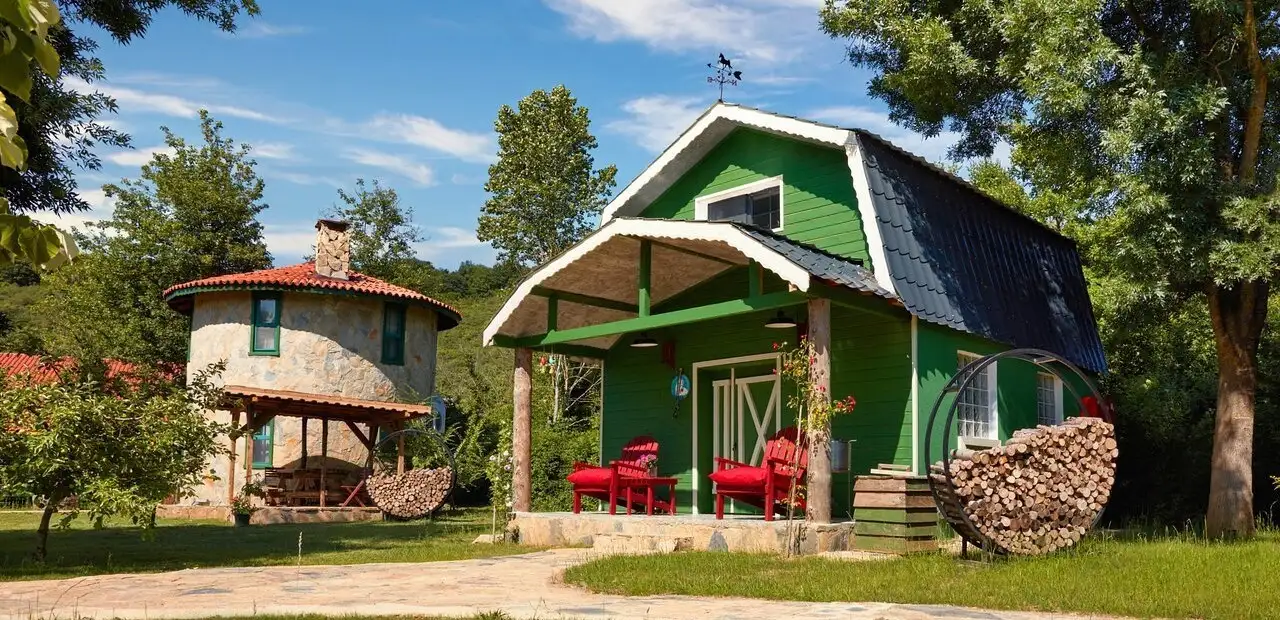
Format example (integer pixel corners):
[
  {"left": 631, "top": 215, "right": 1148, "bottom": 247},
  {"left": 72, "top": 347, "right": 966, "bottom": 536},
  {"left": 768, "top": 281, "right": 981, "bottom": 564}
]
[{"left": 0, "top": 362, "right": 229, "bottom": 560}]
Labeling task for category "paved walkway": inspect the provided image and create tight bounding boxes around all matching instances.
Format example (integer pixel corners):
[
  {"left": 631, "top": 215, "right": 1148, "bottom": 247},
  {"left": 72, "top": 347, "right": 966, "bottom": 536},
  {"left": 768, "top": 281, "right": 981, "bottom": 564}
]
[{"left": 0, "top": 549, "right": 1115, "bottom": 620}]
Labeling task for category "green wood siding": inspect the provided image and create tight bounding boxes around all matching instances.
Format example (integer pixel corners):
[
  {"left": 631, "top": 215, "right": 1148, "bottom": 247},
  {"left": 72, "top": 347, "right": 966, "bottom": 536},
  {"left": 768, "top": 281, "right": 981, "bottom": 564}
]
[
  {"left": 915, "top": 321, "right": 1086, "bottom": 473},
  {"left": 829, "top": 304, "right": 913, "bottom": 518},
  {"left": 638, "top": 128, "right": 872, "bottom": 265}
]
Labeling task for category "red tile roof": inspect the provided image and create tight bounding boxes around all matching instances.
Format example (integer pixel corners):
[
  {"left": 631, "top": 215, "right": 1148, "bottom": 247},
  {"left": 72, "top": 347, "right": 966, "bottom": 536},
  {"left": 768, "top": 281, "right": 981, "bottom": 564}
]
[
  {"left": 0, "top": 353, "right": 171, "bottom": 384},
  {"left": 221, "top": 385, "right": 433, "bottom": 420},
  {"left": 162, "top": 262, "right": 461, "bottom": 329}
]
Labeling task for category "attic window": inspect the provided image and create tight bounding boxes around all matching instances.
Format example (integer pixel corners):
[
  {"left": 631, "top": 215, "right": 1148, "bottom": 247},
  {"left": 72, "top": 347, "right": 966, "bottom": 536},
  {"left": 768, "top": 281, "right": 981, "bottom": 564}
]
[{"left": 694, "top": 176, "right": 784, "bottom": 231}]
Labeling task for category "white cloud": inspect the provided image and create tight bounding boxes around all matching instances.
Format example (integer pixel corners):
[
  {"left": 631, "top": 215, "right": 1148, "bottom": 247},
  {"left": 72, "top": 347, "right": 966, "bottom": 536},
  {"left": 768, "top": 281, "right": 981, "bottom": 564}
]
[
  {"left": 450, "top": 172, "right": 484, "bottom": 185},
  {"left": 104, "top": 145, "right": 175, "bottom": 167},
  {"left": 252, "top": 141, "right": 297, "bottom": 160},
  {"left": 544, "top": 0, "right": 822, "bottom": 63},
  {"left": 36, "top": 187, "right": 116, "bottom": 235},
  {"left": 608, "top": 95, "right": 709, "bottom": 152},
  {"left": 360, "top": 114, "right": 494, "bottom": 163},
  {"left": 268, "top": 170, "right": 345, "bottom": 188},
  {"left": 263, "top": 223, "right": 316, "bottom": 260},
  {"left": 430, "top": 227, "right": 486, "bottom": 249},
  {"left": 342, "top": 148, "right": 436, "bottom": 186},
  {"left": 230, "top": 22, "right": 310, "bottom": 39},
  {"left": 808, "top": 105, "right": 1012, "bottom": 168},
  {"left": 64, "top": 76, "right": 278, "bottom": 123}
]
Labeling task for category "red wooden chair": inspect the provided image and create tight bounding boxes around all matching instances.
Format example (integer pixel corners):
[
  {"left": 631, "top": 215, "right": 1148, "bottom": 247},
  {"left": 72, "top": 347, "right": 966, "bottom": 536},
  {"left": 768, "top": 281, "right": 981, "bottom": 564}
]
[
  {"left": 566, "top": 435, "right": 660, "bottom": 514},
  {"left": 708, "top": 426, "right": 808, "bottom": 521}
]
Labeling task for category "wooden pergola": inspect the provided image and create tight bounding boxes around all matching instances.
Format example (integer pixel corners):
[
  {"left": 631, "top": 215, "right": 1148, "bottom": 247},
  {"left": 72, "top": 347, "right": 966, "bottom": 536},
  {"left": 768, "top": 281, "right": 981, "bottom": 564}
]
[{"left": 220, "top": 385, "right": 433, "bottom": 507}]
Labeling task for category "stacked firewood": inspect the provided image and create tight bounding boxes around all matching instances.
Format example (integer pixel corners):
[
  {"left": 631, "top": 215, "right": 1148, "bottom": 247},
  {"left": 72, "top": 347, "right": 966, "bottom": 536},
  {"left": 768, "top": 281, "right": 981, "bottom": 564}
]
[
  {"left": 929, "top": 417, "right": 1117, "bottom": 555},
  {"left": 367, "top": 467, "right": 453, "bottom": 518}
]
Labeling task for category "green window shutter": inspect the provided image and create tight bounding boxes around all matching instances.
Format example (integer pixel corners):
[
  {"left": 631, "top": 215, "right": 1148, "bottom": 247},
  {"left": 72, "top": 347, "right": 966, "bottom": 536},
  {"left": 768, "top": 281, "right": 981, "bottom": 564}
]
[
  {"left": 251, "top": 419, "right": 274, "bottom": 469},
  {"left": 382, "top": 302, "right": 406, "bottom": 365},
  {"left": 250, "top": 292, "right": 282, "bottom": 356}
]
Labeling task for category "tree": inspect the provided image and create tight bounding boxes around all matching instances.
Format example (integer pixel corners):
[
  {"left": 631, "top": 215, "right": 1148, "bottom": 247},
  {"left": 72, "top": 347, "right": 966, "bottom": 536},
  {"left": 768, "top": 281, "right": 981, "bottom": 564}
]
[
  {"left": 477, "top": 85, "right": 617, "bottom": 267},
  {"left": 39, "top": 111, "right": 271, "bottom": 365},
  {"left": 0, "top": 362, "right": 228, "bottom": 560},
  {"left": 326, "top": 178, "right": 422, "bottom": 281},
  {"left": 821, "top": 0, "right": 1278, "bottom": 538}
]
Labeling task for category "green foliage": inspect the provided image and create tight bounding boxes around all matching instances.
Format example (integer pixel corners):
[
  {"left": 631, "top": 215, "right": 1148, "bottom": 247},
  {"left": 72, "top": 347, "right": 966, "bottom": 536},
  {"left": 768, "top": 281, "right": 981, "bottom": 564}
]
[
  {"left": 0, "top": 279, "right": 45, "bottom": 351},
  {"left": 38, "top": 111, "right": 271, "bottom": 365},
  {"left": 530, "top": 419, "right": 598, "bottom": 512},
  {"left": 0, "top": 362, "right": 230, "bottom": 559},
  {"left": 326, "top": 178, "right": 422, "bottom": 281},
  {"left": 0, "top": 0, "right": 62, "bottom": 171},
  {"left": 478, "top": 84, "right": 617, "bottom": 267},
  {"left": 228, "top": 481, "right": 263, "bottom": 516}
]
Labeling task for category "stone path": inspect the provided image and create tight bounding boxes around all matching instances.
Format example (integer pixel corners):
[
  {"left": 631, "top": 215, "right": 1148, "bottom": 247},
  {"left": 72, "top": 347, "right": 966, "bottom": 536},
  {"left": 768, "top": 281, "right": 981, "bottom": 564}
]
[{"left": 0, "top": 549, "right": 1117, "bottom": 620}]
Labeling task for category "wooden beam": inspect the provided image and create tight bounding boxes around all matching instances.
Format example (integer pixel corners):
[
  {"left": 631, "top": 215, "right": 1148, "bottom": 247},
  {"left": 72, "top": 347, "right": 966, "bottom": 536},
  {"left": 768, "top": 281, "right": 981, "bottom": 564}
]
[
  {"left": 644, "top": 237, "right": 738, "bottom": 266},
  {"left": 243, "top": 407, "right": 254, "bottom": 491},
  {"left": 227, "top": 411, "right": 240, "bottom": 505},
  {"left": 512, "top": 347, "right": 533, "bottom": 512},
  {"left": 301, "top": 417, "right": 308, "bottom": 470},
  {"left": 546, "top": 295, "right": 558, "bottom": 332},
  {"left": 344, "top": 420, "right": 373, "bottom": 451},
  {"left": 639, "top": 239, "right": 652, "bottom": 317},
  {"left": 395, "top": 420, "right": 406, "bottom": 475},
  {"left": 531, "top": 286, "right": 636, "bottom": 314},
  {"left": 748, "top": 260, "right": 762, "bottom": 297},
  {"left": 806, "top": 297, "right": 832, "bottom": 524},
  {"left": 320, "top": 419, "right": 329, "bottom": 507},
  {"left": 507, "top": 291, "right": 807, "bottom": 347},
  {"left": 817, "top": 281, "right": 907, "bottom": 320}
]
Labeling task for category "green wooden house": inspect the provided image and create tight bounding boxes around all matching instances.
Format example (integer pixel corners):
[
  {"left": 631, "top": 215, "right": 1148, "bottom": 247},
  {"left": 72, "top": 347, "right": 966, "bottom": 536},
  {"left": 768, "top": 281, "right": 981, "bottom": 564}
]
[{"left": 484, "top": 103, "right": 1105, "bottom": 521}]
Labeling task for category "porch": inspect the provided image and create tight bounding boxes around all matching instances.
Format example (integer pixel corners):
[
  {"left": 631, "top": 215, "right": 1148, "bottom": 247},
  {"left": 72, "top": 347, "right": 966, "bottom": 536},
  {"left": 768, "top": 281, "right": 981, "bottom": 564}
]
[
  {"left": 511, "top": 511, "right": 855, "bottom": 554},
  {"left": 484, "top": 218, "right": 908, "bottom": 524}
]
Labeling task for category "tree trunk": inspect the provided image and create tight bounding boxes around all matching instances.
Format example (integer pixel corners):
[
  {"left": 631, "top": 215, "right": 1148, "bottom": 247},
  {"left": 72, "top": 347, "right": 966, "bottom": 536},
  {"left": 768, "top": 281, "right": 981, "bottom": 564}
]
[
  {"left": 1205, "top": 280, "right": 1267, "bottom": 539},
  {"left": 34, "top": 501, "right": 58, "bottom": 562}
]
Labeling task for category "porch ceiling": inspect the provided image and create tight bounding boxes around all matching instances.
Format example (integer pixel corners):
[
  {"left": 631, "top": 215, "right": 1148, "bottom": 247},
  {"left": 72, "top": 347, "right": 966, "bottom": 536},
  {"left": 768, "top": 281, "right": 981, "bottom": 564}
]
[{"left": 484, "top": 219, "right": 817, "bottom": 350}]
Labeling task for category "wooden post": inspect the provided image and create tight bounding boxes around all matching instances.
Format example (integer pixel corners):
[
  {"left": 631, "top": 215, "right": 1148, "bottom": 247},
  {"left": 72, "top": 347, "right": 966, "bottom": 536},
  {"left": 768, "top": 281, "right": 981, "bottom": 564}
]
[
  {"left": 638, "top": 240, "right": 651, "bottom": 317},
  {"left": 243, "top": 406, "right": 255, "bottom": 493},
  {"left": 396, "top": 420, "right": 406, "bottom": 475},
  {"left": 320, "top": 419, "right": 329, "bottom": 507},
  {"left": 513, "top": 347, "right": 533, "bottom": 512},
  {"left": 807, "top": 297, "right": 833, "bottom": 523},
  {"left": 227, "top": 411, "right": 240, "bottom": 504},
  {"left": 301, "top": 417, "right": 309, "bottom": 469}
]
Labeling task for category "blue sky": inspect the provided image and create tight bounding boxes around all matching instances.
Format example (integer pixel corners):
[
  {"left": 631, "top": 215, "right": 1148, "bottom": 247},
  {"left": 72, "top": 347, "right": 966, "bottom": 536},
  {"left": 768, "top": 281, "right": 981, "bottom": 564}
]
[{"left": 52, "top": 0, "right": 975, "bottom": 269}]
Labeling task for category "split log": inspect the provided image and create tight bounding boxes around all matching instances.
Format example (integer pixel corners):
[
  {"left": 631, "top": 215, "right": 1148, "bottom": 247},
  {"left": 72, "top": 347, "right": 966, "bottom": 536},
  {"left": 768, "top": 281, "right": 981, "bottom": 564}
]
[{"left": 367, "top": 467, "right": 453, "bottom": 518}]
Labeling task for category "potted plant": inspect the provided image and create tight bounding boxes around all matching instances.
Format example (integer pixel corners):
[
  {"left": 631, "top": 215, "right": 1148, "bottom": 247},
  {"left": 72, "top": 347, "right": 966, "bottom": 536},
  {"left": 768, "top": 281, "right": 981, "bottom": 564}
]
[
  {"left": 638, "top": 453, "right": 658, "bottom": 476},
  {"left": 230, "top": 481, "right": 264, "bottom": 527}
]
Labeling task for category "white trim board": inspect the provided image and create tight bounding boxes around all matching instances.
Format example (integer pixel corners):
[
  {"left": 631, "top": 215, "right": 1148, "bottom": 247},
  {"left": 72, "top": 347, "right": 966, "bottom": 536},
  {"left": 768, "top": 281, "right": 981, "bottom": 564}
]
[
  {"left": 846, "top": 138, "right": 897, "bottom": 294},
  {"left": 482, "top": 218, "right": 814, "bottom": 346},
  {"left": 910, "top": 316, "right": 920, "bottom": 474}
]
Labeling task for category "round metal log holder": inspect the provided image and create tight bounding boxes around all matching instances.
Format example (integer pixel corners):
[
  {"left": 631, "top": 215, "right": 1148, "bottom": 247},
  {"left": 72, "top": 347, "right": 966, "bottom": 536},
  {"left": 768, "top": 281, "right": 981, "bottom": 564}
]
[
  {"left": 369, "top": 425, "right": 457, "bottom": 520},
  {"left": 924, "top": 348, "right": 1108, "bottom": 554}
]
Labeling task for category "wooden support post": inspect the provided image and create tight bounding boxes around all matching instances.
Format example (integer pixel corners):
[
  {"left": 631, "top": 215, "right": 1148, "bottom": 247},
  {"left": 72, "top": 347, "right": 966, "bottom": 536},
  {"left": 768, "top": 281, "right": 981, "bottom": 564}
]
[
  {"left": 227, "top": 411, "right": 240, "bottom": 504},
  {"left": 807, "top": 297, "right": 833, "bottom": 524},
  {"left": 395, "top": 420, "right": 406, "bottom": 475},
  {"left": 301, "top": 417, "right": 309, "bottom": 469},
  {"left": 638, "top": 240, "right": 651, "bottom": 317},
  {"left": 320, "top": 419, "right": 329, "bottom": 507},
  {"left": 243, "top": 407, "right": 255, "bottom": 492},
  {"left": 513, "top": 347, "right": 533, "bottom": 512}
]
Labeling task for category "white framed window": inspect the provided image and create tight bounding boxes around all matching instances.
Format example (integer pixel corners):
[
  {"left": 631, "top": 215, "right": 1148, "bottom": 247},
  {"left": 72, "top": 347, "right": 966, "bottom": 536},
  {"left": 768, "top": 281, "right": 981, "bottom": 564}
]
[
  {"left": 956, "top": 351, "right": 997, "bottom": 439},
  {"left": 694, "top": 176, "right": 784, "bottom": 231},
  {"left": 1036, "top": 372, "right": 1063, "bottom": 426}
]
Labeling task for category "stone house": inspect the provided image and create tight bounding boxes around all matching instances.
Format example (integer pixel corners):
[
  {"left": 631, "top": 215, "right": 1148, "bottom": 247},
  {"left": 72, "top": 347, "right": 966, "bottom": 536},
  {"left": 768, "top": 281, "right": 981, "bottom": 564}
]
[{"left": 163, "top": 219, "right": 462, "bottom": 506}]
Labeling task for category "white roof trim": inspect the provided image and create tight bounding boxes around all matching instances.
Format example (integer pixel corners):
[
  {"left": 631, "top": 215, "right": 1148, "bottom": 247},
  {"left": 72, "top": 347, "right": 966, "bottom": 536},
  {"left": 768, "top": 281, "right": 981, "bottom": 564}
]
[
  {"left": 482, "top": 218, "right": 813, "bottom": 346},
  {"left": 600, "top": 103, "right": 851, "bottom": 223},
  {"left": 846, "top": 139, "right": 898, "bottom": 294}
]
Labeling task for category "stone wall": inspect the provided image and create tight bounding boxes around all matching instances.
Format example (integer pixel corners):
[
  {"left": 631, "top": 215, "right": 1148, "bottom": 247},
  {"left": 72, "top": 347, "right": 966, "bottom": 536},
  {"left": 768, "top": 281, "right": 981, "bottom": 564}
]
[{"left": 184, "top": 290, "right": 439, "bottom": 505}]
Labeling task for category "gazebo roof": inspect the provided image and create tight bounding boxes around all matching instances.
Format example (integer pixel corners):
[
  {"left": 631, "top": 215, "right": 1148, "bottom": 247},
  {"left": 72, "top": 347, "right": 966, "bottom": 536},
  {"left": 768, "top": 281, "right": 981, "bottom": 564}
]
[
  {"left": 220, "top": 385, "right": 433, "bottom": 425},
  {"left": 163, "top": 262, "right": 461, "bottom": 330}
]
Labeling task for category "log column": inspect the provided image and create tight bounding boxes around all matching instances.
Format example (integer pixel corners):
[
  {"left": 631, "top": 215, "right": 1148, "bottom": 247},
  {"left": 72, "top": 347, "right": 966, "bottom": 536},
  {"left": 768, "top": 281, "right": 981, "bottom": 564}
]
[
  {"left": 806, "top": 298, "right": 832, "bottom": 523},
  {"left": 512, "top": 347, "right": 533, "bottom": 512},
  {"left": 227, "top": 411, "right": 241, "bottom": 504}
]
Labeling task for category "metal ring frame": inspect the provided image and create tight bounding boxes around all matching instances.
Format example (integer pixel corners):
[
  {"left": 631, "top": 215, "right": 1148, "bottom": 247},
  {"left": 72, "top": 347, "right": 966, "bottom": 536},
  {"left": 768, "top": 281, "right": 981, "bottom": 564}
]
[
  {"left": 371, "top": 425, "right": 458, "bottom": 519},
  {"left": 923, "top": 348, "right": 1108, "bottom": 553}
]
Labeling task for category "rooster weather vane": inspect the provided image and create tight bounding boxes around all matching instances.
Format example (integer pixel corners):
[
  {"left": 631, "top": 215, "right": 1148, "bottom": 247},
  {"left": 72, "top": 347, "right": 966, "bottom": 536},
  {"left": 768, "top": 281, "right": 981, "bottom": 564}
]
[{"left": 707, "top": 53, "right": 742, "bottom": 102}]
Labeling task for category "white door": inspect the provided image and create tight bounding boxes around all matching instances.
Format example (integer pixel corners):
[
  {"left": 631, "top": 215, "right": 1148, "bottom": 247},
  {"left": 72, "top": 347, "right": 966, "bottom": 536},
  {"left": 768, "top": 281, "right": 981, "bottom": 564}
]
[{"left": 712, "top": 373, "right": 782, "bottom": 466}]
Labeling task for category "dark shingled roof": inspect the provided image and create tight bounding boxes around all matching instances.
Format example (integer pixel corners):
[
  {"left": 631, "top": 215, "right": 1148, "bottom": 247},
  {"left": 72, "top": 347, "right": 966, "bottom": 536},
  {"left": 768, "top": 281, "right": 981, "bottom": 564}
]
[
  {"left": 730, "top": 223, "right": 898, "bottom": 301},
  {"left": 854, "top": 132, "right": 1107, "bottom": 373}
]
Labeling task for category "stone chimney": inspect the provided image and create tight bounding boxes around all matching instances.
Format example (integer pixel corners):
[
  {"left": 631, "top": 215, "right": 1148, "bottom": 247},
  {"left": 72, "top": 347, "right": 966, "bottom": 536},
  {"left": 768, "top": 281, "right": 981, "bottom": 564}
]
[{"left": 314, "top": 219, "right": 351, "bottom": 280}]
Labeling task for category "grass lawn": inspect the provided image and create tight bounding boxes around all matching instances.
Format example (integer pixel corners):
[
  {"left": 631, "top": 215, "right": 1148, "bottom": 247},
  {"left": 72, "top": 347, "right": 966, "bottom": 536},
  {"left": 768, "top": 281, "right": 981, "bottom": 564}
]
[
  {"left": 0, "top": 507, "right": 528, "bottom": 581},
  {"left": 564, "top": 530, "right": 1280, "bottom": 620}
]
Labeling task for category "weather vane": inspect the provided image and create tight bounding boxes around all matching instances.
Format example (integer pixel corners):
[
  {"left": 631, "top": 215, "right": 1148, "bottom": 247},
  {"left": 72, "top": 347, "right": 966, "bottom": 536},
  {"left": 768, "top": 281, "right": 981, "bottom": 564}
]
[{"left": 707, "top": 53, "right": 742, "bottom": 102}]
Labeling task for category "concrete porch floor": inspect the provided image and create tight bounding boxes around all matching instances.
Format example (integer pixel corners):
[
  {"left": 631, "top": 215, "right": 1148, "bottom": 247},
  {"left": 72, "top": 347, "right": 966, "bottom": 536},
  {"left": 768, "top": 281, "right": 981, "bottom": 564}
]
[{"left": 511, "top": 511, "right": 855, "bottom": 554}]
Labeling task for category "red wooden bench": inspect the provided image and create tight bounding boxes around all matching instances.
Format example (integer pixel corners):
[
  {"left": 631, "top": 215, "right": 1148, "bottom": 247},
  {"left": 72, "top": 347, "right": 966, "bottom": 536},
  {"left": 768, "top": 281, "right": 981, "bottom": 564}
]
[
  {"left": 567, "top": 435, "right": 669, "bottom": 514},
  {"left": 708, "top": 426, "right": 808, "bottom": 521}
]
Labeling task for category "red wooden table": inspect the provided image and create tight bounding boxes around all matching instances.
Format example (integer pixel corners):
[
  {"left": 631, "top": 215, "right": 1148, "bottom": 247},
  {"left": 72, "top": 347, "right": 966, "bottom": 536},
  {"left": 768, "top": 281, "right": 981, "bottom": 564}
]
[{"left": 621, "top": 476, "right": 678, "bottom": 515}]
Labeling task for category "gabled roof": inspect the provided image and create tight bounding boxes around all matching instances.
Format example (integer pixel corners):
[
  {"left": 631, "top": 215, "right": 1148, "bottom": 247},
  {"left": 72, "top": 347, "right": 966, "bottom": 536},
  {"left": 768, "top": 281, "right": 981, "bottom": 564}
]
[
  {"left": 482, "top": 218, "right": 893, "bottom": 348},
  {"left": 163, "top": 262, "right": 461, "bottom": 330},
  {"left": 596, "top": 102, "right": 1107, "bottom": 372}
]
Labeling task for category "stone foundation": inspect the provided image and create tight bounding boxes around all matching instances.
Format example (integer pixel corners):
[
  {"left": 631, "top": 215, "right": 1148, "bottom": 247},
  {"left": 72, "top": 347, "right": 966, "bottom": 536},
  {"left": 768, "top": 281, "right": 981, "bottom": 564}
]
[
  {"left": 511, "top": 512, "right": 855, "bottom": 555},
  {"left": 158, "top": 504, "right": 383, "bottom": 525}
]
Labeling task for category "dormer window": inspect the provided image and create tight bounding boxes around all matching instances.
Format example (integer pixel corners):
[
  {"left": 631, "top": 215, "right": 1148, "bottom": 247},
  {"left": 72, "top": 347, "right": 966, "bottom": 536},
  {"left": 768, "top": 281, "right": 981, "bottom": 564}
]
[
  {"left": 694, "top": 176, "right": 784, "bottom": 231},
  {"left": 250, "top": 292, "right": 281, "bottom": 356},
  {"left": 382, "top": 302, "right": 406, "bottom": 365}
]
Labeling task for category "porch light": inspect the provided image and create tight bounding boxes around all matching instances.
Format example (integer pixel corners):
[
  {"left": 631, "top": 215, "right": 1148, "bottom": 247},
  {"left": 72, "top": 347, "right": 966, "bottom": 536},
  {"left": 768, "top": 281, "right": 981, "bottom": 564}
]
[
  {"left": 631, "top": 332, "right": 659, "bottom": 348},
  {"left": 764, "top": 310, "right": 797, "bottom": 329}
]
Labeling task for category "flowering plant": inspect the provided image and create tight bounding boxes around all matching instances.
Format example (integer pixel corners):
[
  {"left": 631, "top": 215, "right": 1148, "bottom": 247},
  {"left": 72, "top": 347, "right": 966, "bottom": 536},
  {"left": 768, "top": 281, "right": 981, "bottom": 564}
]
[
  {"left": 773, "top": 338, "right": 857, "bottom": 433},
  {"left": 230, "top": 481, "right": 264, "bottom": 516},
  {"left": 637, "top": 453, "right": 658, "bottom": 472}
]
